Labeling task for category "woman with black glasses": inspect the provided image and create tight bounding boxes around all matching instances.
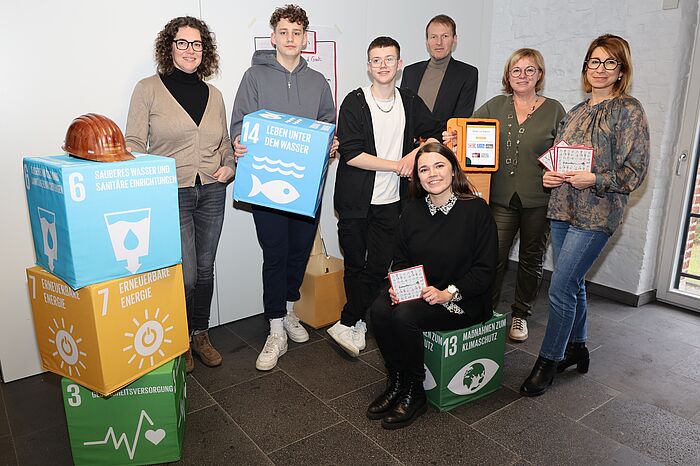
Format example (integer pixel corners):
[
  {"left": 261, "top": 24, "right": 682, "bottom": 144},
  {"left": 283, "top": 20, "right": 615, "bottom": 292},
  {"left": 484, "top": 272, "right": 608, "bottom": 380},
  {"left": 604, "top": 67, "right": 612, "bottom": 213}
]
[
  {"left": 520, "top": 34, "right": 649, "bottom": 396},
  {"left": 126, "top": 16, "right": 235, "bottom": 374}
]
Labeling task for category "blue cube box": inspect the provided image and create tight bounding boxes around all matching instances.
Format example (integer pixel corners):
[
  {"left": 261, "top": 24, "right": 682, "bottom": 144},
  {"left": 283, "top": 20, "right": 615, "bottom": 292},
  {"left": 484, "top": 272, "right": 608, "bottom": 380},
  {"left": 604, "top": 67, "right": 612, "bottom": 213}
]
[
  {"left": 233, "top": 109, "right": 335, "bottom": 217},
  {"left": 23, "top": 154, "right": 181, "bottom": 289}
]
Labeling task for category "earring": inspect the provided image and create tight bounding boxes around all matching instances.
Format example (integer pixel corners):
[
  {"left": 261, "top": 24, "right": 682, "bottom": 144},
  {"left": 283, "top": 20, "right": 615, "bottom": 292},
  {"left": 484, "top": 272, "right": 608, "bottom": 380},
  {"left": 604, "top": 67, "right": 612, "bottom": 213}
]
[{"left": 617, "top": 76, "right": 622, "bottom": 81}]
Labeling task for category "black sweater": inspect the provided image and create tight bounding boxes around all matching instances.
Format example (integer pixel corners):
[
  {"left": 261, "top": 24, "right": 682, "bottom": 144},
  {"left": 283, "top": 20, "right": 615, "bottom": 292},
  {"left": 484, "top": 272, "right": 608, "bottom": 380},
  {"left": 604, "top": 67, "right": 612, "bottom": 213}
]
[
  {"left": 334, "top": 87, "right": 443, "bottom": 219},
  {"left": 160, "top": 68, "right": 208, "bottom": 126},
  {"left": 393, "top": 197, "right": 498, "bottom": 323}
]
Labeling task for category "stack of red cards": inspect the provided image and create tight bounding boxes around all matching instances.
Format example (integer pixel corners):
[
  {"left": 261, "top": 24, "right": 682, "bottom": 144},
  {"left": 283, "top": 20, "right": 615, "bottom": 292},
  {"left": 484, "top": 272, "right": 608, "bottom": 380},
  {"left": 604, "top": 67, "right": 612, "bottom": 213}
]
[{"left": 538, "top": 140, "right": 594, "bottom": 172}]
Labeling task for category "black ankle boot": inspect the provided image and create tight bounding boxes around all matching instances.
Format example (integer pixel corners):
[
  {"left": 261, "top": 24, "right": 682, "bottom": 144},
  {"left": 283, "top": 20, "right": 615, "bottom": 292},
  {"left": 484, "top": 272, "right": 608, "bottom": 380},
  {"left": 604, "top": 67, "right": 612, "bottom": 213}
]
[
  {"left": 557, "top": 342, "right": 589, "bottom": 373},
  {"left": 367, "top": 370, "right": 403, "bottom": 420},
  {"left": 381, "top": 380, "right": 427, "bottom": 429},
  {"left": 520, "top": 356, "right": 557, "bottom": 397}
]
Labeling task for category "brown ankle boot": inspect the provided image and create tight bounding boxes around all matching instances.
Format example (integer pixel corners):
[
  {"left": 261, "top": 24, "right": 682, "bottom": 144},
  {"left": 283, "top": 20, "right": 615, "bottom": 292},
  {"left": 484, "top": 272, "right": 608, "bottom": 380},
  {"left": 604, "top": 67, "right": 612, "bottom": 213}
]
[
  {"left": 184, "top": 348, "right": 195, "bottom": 373},
  {"left": 192, "top": 331, "right": 222, "bottom": 367}
]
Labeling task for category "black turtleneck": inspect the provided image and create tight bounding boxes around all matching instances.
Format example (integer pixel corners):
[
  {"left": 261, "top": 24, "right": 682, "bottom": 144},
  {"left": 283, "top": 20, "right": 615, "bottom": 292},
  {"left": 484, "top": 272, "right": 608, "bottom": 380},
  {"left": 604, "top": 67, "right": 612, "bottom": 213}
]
[{"left": 160, "top": 68, "right": 209, "bottom": 126}]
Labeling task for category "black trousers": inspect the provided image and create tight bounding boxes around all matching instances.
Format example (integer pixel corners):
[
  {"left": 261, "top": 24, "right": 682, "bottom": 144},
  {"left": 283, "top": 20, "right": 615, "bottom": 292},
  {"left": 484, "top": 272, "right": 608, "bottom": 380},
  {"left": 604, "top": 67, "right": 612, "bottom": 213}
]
[
  {"left": 337, "top": 202, "right": 401, "bottom": 326},
  {"left": 490, "top": 196, "right": 549, "bottom": 319},
  {"left": 252, "top": 205, "right": 318, "bottom": 320},
  {"left": 370, "top": 291, "right": 479, "bottom": 382}
]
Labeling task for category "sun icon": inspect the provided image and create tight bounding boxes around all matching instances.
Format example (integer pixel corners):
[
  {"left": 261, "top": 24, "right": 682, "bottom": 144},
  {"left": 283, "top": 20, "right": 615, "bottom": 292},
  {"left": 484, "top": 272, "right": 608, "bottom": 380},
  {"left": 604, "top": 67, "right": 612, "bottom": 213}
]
[
  {"left": 123, "top": 307, "right": 173, "bottom": 369},
  {"left": 48, "top": 317, "right": 87, "bottom": 377}
]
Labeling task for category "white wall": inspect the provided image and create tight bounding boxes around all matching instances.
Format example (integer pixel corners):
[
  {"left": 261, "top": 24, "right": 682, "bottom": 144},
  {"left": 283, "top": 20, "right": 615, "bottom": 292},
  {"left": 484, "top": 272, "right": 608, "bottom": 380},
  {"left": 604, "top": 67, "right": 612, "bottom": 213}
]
[
  {"left": 1, "top": 0, "right": 492, "bottom": 381},
  {"left": 482, "top": 0, "right": 699, "bottom": 296}
]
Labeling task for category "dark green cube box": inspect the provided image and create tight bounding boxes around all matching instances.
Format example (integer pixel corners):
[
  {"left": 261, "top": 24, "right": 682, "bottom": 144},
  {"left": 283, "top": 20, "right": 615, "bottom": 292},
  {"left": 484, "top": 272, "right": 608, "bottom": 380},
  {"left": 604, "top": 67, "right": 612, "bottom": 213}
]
[
  {"left": 423, "top": 313, "right": 507, "bottom": 411},
  {"left": 61, "top": 356, "right": 187, "bottom": 465}
]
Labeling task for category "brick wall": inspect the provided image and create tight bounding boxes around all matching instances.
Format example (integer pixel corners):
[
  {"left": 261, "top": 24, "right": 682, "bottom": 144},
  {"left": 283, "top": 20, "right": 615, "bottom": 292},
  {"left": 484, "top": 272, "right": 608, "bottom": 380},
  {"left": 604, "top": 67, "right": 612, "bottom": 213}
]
[
  {"left": 481, "top": 0, "right": 699, "bottom": 296},
  {"left": 681, "top": 164, "right": 700, "bottom": 274}
]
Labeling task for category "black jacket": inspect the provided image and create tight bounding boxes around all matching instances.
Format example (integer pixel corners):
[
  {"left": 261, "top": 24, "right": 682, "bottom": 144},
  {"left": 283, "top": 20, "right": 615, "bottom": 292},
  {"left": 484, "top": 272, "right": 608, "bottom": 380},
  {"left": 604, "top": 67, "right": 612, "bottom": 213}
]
[
  {"left": 334, "top": 87, "right": 442, "bottom": 219},
  {"left": 401, "top": 57, "right": 478, "bottom": 126}
]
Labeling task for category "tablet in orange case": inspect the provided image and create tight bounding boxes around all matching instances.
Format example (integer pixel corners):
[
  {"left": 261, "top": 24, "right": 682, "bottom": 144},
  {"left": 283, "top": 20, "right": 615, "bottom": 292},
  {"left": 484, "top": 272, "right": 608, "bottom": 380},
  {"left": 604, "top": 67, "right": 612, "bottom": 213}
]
[{"left": 446, "top": 118, "right": 500, "bottom": 173}]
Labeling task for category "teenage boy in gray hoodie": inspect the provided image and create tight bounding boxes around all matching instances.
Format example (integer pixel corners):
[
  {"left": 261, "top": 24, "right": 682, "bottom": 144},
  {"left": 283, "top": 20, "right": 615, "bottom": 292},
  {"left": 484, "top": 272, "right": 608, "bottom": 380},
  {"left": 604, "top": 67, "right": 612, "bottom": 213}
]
[{"left": 230, "top": 4, "right": 337, "bottom": 371}]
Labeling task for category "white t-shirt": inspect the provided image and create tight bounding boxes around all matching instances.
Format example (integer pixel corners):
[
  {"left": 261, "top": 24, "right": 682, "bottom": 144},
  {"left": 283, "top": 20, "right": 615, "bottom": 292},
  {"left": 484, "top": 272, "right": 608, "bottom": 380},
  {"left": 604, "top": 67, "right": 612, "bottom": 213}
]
[{"left": 363, "top": 85, "right": 406, "bottom": 205}]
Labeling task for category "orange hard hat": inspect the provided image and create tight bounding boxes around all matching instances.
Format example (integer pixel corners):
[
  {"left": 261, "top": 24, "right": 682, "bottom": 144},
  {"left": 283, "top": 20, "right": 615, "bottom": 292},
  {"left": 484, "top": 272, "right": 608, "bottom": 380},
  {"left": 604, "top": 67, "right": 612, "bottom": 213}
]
[{"left": 62, "top": 113, "right": 134, "bottom": 162}]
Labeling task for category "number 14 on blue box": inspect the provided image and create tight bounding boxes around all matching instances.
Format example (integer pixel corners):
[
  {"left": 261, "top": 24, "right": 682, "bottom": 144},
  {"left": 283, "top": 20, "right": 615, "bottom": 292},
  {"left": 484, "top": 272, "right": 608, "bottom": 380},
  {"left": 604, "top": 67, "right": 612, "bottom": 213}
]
[{"left": 233, "top": 109, "right": 335, "bottom": 217}]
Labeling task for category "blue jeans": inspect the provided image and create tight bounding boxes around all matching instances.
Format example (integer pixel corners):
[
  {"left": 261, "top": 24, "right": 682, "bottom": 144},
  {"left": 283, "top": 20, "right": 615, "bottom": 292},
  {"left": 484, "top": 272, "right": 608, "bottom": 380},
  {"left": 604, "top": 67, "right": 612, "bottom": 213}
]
[
  {"left": 178, "top": 181, "right": 227, "bottom": 332},
  {"left": 539, "top": 220, "right": 609, "bottom": 361}
]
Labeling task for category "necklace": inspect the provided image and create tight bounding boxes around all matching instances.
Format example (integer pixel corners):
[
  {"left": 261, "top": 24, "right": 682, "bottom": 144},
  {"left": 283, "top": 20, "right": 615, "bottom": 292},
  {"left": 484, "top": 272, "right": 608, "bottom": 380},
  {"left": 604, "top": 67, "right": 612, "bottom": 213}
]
[
  {"left": 505, "top": 95, "right": 539, "bottom": 176},
  {"left": 370, "top": 87, "right": 396, "bottom": 113},
  {"left": 514, "top": 95, "right": 539, "bottom": 121}
]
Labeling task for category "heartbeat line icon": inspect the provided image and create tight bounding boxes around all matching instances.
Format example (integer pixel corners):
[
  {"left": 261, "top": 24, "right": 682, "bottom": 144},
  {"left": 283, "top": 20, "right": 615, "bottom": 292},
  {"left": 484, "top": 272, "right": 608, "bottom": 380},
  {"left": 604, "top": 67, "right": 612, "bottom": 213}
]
[{"left": 83, "top": 409, "right": 165, "bottom": 460}]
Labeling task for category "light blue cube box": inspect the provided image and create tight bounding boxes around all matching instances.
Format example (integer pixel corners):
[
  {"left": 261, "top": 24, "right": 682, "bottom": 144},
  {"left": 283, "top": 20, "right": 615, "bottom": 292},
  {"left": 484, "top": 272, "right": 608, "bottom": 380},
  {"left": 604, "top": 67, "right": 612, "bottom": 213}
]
[
  {"left": 233, "top": 109, "right": 335, "bottom": 217},
  {"left": 23, "top": 154, "right": 181, "bottom": 289}
]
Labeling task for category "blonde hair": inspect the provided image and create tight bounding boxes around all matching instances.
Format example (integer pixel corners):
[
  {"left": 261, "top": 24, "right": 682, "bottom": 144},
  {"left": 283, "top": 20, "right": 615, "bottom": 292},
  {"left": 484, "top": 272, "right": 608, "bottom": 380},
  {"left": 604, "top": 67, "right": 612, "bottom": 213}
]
[{"left": 501, "top": 48, "right": 545, "bottom": 94}]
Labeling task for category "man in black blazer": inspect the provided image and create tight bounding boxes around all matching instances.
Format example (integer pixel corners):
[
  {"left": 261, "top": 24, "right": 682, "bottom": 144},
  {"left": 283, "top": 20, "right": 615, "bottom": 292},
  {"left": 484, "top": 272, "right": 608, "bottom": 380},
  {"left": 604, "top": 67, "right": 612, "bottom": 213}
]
[{"left": 401, "top": 14, "right": 478, "bottom": 126}]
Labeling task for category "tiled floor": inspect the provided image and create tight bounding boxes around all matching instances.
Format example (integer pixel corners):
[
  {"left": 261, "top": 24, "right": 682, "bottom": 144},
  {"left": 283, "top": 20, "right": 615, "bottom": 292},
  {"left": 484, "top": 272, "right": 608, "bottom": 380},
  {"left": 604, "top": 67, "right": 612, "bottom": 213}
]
[{"left": 2, "top": 272, "right": 700, "bottom": 465}]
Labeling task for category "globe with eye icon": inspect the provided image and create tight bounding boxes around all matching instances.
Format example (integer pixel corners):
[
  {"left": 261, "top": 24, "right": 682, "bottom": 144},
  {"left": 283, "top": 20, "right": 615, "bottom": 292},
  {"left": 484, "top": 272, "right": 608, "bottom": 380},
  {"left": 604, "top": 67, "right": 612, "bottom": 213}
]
[{"left": 463, "top": 362, "right": 486, "bottom": 390}]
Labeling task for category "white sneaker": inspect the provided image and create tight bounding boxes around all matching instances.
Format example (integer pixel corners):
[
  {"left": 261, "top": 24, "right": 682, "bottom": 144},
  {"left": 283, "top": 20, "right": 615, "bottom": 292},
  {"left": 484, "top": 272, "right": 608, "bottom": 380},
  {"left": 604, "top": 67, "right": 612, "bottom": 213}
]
[
  {"left": 256, "top": 333, "right": 288, "bottom": 371},
  {"left": 509, "top": 316, "right": 528, "bottom": 342},
  {"left": 284, "top": 309, "right": 309, "bottom": 343},
  {"left": 327, "top": 321, "right": 360, "bottom": 357},
  {"left": 352, "top": 320, "right": 367, "bottom": 351}
]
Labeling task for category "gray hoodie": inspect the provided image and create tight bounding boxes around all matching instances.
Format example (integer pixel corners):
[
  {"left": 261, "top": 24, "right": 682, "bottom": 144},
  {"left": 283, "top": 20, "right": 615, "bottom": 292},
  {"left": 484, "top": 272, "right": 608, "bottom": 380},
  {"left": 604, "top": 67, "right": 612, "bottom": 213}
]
[{"left": 230, "top": 49, "right": 336, "bottom": 138}]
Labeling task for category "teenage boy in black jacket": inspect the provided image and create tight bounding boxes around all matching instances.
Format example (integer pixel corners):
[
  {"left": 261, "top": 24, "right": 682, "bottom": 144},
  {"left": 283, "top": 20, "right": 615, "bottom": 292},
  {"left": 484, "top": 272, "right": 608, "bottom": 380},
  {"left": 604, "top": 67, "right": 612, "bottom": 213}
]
[{"left": 328, "top": 36, "right": 442, "bottom": 357}]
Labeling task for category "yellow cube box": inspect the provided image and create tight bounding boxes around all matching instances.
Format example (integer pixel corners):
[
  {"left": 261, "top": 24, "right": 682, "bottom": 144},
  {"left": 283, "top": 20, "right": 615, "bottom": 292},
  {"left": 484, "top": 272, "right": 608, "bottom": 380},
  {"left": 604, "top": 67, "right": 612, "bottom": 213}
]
[
  {"left": 294, "top": 254, "right": 346, "bottom": 329},
  {"left": 26, "top": 264, "right": 188, "bottom": 395}
]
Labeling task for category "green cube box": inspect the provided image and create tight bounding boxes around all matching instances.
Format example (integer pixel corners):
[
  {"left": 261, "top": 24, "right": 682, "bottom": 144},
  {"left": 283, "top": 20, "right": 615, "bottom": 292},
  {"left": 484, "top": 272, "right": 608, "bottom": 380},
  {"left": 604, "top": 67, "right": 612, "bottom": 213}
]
[
  {"left": 423, "top": 313, "right": 507, "bottom": 411},
  {"left": 62, "top": 356, "right": 187, "bottom": 465}
]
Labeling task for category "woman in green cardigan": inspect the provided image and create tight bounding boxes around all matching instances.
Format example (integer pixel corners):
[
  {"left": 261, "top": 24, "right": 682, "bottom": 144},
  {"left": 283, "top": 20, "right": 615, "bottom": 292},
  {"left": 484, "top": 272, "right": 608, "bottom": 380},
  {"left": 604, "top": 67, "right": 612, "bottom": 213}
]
[{"left": 471, "top": 48, "right": 565, "bottom": 342}]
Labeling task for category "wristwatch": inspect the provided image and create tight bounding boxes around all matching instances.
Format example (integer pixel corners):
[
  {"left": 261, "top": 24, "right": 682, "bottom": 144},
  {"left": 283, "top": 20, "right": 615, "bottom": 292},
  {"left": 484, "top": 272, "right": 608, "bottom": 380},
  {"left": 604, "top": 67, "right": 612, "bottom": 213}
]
[{"left": 447, "top": 284, "right": 459, "bottom": 301}]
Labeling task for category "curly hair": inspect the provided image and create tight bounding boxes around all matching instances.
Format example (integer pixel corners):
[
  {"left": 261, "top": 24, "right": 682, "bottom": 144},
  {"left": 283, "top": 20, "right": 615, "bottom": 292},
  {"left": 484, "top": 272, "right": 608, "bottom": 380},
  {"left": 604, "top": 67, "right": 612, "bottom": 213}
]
[
  {"left": 410, "top": 142, "right": 476, "bottom": 200},
  {"left": 154, "top": 16, "right": 219, "bottom": 80},
  {"left": 270, "top": 4, "right": 309, "bottom": 31}
]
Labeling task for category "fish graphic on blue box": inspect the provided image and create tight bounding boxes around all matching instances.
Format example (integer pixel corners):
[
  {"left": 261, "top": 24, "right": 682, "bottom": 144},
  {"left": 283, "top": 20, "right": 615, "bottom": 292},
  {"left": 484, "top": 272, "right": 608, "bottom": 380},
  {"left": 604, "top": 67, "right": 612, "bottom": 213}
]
[
  {"left": 23, "top": 154, "right": 181, "bottom": 289},
  {"left": 233, "top": 109, "right": 335, "bottom": 217}
]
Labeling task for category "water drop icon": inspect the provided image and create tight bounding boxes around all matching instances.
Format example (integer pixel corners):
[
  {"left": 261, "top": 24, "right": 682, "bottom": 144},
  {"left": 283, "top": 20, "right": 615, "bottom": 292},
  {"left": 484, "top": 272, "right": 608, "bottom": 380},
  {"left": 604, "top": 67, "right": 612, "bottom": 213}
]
[
  {"left": 47, "top": 230, "right": 54, "bottom": 249},
  {"left": 123, "top": 229, "right": 140, "bottom": 251}
]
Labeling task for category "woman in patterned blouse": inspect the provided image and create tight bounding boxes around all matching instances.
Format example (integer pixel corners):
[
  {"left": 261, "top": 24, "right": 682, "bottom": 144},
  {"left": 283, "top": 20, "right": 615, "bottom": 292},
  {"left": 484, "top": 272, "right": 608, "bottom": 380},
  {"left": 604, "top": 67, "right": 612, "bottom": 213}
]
[{"left": 520, "top": 34, "right": 650, "bottom": 397}]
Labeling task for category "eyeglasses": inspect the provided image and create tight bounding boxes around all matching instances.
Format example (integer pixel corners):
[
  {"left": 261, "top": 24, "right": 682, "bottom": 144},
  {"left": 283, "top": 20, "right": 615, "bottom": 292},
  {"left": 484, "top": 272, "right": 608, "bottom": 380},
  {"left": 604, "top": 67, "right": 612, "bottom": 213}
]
[
  {"left": 173, "top": 39, "right": 203, "bottom": 52},
  {"left": 586, "top": 58, "right": 620, "bottom": 70},
  {"left": 368, "top": 56, "right": 397, "bottom": 67},
  {"left": 510, "top": 66, "right": 539, "bottom": 77}
]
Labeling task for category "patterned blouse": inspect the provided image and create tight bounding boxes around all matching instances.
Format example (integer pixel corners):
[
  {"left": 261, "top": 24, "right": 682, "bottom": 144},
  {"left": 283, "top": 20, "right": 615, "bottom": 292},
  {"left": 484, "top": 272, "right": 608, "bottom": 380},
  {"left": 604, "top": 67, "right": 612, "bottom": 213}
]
[{"left": 547, "top": 95, "right": 649, "bottom": 235}]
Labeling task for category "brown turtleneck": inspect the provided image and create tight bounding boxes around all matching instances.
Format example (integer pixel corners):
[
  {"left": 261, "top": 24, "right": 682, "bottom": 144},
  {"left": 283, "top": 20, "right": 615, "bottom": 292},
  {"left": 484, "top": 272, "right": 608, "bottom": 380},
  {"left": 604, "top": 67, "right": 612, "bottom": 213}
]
[{"left": 416, "top": 56, "right": 450, "bottom": 111}]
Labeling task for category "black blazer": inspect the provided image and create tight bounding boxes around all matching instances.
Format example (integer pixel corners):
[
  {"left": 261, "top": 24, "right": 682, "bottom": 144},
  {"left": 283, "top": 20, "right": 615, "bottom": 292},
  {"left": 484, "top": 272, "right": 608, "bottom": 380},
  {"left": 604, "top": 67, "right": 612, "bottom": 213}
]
[{"left": 401, "top": 57, "right": 478, "bottom": 126}]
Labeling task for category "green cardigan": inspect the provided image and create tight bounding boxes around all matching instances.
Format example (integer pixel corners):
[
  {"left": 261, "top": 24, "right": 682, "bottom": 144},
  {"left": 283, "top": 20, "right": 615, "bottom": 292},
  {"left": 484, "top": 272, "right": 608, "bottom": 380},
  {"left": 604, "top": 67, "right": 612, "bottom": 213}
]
[{"left": 473, "top": 95, "right": 565, "bottom": 208}]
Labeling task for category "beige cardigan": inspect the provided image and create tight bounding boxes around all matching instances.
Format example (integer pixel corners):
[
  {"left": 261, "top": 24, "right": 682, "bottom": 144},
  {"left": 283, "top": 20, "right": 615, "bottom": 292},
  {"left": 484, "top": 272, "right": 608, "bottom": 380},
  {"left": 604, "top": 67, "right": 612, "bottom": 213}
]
[{"left": 125, "top": 75, "right": 235, "bottom": 187}]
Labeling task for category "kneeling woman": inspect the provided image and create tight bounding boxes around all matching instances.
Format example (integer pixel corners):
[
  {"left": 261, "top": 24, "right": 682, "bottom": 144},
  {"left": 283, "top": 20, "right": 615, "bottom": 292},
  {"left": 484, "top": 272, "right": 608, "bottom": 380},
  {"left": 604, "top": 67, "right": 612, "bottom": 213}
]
[{"left": 368, "top": 142, "right": 498, "bottom": 429}]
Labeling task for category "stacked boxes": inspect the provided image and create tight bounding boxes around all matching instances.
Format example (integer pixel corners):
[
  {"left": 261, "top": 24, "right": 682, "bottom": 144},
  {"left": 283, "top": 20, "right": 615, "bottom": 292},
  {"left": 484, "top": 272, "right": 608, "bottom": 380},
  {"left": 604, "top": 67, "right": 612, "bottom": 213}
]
[
  {"left": 423, "top": 313, "right": 507, "bottom": 411},
  {"left": 23, "top": 152, "right": 188, "bottom": 463},
  {"left": 62, "top": 357, "right": 187, "bottom": 465},
  {"left": 233, "top": 109, "right": 335, "bottom": 217},
  {"left": 23, "top": 154, "right": 181, "bottom": 289},
  {"left": 26, "top": 265, "right": 188, "bottom": 395}
]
